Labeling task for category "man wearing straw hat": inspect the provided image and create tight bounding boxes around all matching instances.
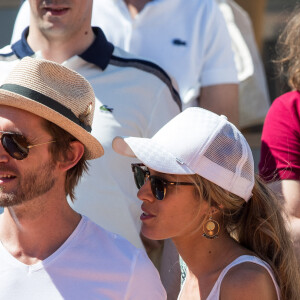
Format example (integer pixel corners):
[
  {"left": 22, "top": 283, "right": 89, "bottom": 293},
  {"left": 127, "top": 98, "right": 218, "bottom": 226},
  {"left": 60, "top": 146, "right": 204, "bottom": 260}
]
[
  {"left": 0, "top": 0, "right": 181, "bottom": 295},
  {"left": 0, "top": 0, "right": 181, "bottom": 285},
  {"left": 0, "top": 57, "right": 166, "bottom": 299}
]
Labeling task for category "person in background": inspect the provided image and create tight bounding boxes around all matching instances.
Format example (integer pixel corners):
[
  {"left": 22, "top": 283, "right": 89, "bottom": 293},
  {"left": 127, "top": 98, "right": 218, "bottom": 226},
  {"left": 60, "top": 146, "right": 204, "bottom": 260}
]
[
  {"left": 217, "top": 0, "right": 270, "bottom": 130},
  {"left": 259, "top": 10, "right": 300, "bottom": 266},
  {"left": 0, "top": 57, "right": 166, "bottom": 299},
  {"left": 113, "top": 107, "right": 300, "bottom": 300},
  {"left": 235, "top": 0, "right": 267, "bottom": 53},
  {"left": 11, "top": 0, "right": 239, "bottom": 126}
]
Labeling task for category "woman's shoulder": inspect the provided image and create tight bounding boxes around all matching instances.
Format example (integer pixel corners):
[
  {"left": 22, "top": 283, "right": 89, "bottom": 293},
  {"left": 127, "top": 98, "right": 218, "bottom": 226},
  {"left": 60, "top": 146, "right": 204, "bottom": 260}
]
[{"left": 220, "top": 257, "right": 279, "bottom": 300}]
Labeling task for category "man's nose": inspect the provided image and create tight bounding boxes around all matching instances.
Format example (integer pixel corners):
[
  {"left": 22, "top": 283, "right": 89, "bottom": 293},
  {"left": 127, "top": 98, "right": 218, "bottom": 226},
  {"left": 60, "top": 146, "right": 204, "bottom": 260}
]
[{"left": 0, "top": 139, "right": 10, "bottom": 163}]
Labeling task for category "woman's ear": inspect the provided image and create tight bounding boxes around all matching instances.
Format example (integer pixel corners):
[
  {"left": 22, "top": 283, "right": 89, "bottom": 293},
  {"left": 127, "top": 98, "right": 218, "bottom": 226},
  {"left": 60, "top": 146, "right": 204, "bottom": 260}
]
[
  {"left": 211, "top": 204, "right": 225, "bottom": 218},
  {"left": 58, "top": 141, "right": 85, "bottom": 172}
]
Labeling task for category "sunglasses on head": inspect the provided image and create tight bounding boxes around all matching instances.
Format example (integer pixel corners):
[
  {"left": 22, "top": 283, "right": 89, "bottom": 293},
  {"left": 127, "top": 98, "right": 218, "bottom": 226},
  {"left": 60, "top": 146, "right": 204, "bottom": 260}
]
[
  {"left": 0, "top": 131, "right": 55, "bottom": 160},
  {"left": 131, "top": 163, "right": 194, "bottom": 200}
]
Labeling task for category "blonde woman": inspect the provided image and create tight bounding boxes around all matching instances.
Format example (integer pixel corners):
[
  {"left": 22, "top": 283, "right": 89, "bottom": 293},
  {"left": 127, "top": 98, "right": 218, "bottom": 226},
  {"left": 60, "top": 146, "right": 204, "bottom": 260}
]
[{"left": 113, "top": 107, "right": 300, "bottom": 300}]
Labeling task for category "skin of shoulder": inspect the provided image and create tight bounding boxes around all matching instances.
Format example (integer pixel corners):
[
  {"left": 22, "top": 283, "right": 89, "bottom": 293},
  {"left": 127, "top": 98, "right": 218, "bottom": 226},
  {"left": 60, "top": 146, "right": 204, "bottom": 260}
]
[{"left": 219, "top": 262, "right": 278, "bottom": 300}]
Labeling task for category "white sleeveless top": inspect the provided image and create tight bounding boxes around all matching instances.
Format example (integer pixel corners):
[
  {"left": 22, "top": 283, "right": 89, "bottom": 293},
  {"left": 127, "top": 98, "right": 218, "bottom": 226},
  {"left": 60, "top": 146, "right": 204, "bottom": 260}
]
[{"left": 178, "top": 255, "right": 280, "bottom": 300}]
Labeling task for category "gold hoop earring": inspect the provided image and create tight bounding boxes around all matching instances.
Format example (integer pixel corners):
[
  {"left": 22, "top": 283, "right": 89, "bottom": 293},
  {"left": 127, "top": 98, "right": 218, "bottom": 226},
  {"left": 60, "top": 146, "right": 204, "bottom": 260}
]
[{"left": 202, "top": 216, "right": 220, "bottom": 239}]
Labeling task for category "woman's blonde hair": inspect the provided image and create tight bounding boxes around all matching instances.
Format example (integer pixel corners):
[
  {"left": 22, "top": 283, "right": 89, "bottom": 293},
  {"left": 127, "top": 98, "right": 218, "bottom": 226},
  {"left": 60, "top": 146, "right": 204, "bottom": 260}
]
[
  {"left": 189, "top": 174, "right": 300, "bottom": 300},
  {"left": 276, "top": 7, "right": 300, "bottom": 91}
]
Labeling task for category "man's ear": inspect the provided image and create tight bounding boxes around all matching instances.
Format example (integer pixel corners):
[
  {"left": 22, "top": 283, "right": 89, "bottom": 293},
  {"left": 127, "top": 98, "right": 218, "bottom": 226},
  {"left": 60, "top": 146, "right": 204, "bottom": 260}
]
[{"left": 58, "top": 141, "right": 85, "bottom": 172}]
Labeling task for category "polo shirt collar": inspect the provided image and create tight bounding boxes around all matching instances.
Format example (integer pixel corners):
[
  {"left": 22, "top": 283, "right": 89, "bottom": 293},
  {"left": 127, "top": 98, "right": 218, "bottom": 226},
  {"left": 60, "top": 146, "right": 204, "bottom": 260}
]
[
  {"left": 11, "top": 28, "right": 34, "bottom": 58},
  {"left": 79, "top": 27, "right": 114, "bottom": 70},
  {"left": 11, "top": 27, "right": 114, "bottom": 70}
]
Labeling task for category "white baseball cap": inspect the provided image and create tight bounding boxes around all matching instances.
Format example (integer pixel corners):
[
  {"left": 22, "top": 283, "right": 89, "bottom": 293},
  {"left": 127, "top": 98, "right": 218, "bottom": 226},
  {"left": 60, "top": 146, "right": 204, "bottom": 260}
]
[{"left": 113, "top": 107, "right": 254, "bottom": 201}]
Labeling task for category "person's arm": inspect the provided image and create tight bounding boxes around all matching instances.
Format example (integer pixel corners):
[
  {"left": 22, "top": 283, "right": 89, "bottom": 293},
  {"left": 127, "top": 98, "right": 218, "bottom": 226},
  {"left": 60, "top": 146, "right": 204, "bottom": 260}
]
[
  {"left": 195, "top": 1, "right": 238, "bottom": 127},
  {"left": 268, "top": 180, "right": 300, "bottom": 264},
  {"left": 198, "top": 83, "right": 239, "bottom": 127}
]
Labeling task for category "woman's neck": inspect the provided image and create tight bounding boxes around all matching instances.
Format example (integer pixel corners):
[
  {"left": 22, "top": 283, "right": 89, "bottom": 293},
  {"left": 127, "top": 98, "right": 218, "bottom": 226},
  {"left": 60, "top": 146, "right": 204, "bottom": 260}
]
[{"left": 173, "top": 232, "right": 247, "bottom": 278}]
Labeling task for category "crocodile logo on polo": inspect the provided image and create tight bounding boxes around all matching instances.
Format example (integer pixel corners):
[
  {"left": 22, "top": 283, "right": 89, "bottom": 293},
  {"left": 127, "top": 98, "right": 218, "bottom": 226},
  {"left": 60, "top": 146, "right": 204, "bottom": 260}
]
[
  {"left": 100, "top": 105, "right": 114, "bottom": 113},
  {"left": 172, "top": 39, "right": 187, "bottom": 46}
]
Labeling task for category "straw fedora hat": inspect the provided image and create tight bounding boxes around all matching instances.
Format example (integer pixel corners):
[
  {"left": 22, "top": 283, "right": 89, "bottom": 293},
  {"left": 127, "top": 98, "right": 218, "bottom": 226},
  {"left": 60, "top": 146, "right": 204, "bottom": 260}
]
[{"left": 0, "top": 57, "right": 103, "bottom": 159}]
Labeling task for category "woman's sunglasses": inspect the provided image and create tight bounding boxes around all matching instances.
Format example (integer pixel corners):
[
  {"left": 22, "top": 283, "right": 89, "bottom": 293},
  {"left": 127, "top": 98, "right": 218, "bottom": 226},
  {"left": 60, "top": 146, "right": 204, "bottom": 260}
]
[
  {"left": 131, "top": 163, "right": 194, "bottom": 200},
  {"left": 0, "top": 131, "right": 55, "bottom": 160}
]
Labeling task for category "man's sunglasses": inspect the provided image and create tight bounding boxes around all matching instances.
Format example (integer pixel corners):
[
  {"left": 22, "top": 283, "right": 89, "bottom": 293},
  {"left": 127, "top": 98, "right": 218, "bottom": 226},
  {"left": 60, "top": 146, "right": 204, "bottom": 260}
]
[
  {"left": 131, "top": 163, "right": 194, "bottom": 200},
  {"left": 0, "top": 131, "right": 55, "bottom": 160}
]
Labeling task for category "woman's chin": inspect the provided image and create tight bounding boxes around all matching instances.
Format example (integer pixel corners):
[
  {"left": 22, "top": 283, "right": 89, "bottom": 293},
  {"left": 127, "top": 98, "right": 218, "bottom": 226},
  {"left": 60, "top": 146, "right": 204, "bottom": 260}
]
[{"left": 142, "top": 229, "right": 169, "bottom": 242}]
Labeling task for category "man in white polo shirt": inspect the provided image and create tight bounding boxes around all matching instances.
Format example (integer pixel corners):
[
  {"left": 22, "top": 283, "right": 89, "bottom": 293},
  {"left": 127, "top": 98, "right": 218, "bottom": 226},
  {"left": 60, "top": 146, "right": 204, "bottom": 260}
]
[
  {"left": 11, "top": 0, "right": 239, "bottom": 126},
  {"left": 1, "top": 0, "right": 181, "bottom": 253}
]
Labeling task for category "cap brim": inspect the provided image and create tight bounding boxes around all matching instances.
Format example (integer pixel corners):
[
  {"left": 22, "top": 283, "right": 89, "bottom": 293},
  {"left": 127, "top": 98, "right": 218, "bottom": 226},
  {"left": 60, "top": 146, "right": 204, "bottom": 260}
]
[
  {"left": 113, "top": 136, "right": 194, "bottom": 175},
  {"left": 0, "top": 90, "right": 104, "bottom": 159}
]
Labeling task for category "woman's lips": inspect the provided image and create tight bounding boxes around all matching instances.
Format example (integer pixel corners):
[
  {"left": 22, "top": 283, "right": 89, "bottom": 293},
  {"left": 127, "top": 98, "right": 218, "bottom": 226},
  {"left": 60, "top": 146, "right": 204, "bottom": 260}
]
[{"left": 140, "top": 207, "right": 156, "bottom": 220}]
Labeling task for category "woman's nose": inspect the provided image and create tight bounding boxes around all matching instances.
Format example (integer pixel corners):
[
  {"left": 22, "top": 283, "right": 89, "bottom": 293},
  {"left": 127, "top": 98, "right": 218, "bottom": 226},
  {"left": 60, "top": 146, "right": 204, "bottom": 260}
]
[{"left": 137, "top": 179, "right": 155, "bottom": 203}]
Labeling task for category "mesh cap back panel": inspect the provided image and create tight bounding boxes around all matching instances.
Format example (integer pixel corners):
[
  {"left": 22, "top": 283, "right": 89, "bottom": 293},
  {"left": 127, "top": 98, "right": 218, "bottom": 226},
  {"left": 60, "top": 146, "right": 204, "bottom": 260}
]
[{"left": 203, "top": 124, "right": 242, "bottom": 175}]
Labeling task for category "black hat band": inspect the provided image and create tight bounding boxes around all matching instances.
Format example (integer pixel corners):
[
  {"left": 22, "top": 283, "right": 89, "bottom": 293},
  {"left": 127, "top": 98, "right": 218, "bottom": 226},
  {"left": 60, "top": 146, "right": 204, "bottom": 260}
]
[{"left": 0, "top": 83, "right": 92, "bottom": 132}]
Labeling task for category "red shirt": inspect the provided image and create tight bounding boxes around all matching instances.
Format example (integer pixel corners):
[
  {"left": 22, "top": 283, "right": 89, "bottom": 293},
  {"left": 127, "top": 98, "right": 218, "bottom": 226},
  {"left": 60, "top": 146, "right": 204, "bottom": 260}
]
[{"left": 259, "top": 91, "right": 300, "bottom": 182}]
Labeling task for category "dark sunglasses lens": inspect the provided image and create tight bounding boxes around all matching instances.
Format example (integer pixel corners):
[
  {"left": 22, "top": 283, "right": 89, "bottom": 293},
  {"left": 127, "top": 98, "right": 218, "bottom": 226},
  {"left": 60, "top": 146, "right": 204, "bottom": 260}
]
[
  {"left": 151, "top": 177, "right": 165, "bottom": 200},
  {"left": 2, "top": 134, "right": 28, "bottom": 160},
  {"left": 133, "top": 166, "right": 146, "bottom": 189}
]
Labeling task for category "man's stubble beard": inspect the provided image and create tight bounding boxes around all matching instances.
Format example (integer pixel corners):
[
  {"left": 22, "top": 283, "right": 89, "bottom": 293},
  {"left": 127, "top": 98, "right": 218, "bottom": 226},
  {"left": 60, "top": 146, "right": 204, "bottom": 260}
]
[{"left": 0, "top": 160, "right": 57, "bottom": 207}]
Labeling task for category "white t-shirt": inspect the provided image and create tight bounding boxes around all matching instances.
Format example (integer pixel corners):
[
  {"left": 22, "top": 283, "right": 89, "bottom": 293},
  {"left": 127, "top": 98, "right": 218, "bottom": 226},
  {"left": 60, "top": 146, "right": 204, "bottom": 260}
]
[
  {"left": 0, "top": 27, "right": 181, "bottom": 249},
  {"left": 11, "top": 0, "right": 238, "bottom": 108},
  {"left": 0, "top": 216, "right": 166, "bottom": 299}
]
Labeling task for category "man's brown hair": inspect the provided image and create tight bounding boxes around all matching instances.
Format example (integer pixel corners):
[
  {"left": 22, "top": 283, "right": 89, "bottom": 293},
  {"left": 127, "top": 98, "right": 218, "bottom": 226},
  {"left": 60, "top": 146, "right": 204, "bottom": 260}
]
[{"left": 43, "top": 120, "right": 89, "bottom": 201}]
